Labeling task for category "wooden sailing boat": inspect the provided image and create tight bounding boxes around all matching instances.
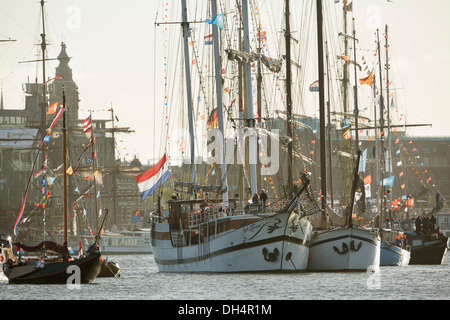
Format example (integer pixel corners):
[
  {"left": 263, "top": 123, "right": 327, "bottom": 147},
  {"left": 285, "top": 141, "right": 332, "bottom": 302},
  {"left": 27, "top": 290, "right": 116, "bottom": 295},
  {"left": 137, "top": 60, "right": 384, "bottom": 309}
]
[
  {"left": 85, "top": 112, "right": 121, "bottom": 277},
  {"left": 380, "top": 26, "right": 448, "bottom": 262},
  {"left": 372, "top": 26, "right": 410, "bottom": 267},
  {"left": 3, "top": 78, "right": 102, "bottom": 284},
  {"left": 148, "top": 0, "right": 314, "bottom": 272},
  {"left": 307, "top": 1, "right": 380, "bottom": 272}
]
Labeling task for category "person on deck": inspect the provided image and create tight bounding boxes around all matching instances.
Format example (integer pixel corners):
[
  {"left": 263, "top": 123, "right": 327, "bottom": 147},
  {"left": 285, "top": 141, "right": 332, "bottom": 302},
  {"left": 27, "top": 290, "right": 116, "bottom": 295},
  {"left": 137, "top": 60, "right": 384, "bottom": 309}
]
[
  {"left": 260, "top": 189, "right": 268, "bottom": 212},
  {"left": 252, "top": 193, "right": 259, "bottom": 205},
  {"left": 415, "top": 216, "right": 422, "bottom": 235}
]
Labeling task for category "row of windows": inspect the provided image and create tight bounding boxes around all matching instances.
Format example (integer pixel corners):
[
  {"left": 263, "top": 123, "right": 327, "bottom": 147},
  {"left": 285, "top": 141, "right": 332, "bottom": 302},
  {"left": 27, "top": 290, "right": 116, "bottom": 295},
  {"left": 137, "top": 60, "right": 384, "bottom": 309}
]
[
  {"left": 0, "top": 116, "right": 27, "bottom": 125},
  {"left": 106, "top": 238, "right": 139, "bottom": 246},
  {"left": 423, "top": 157, "right": 448, "bottom": 166}
]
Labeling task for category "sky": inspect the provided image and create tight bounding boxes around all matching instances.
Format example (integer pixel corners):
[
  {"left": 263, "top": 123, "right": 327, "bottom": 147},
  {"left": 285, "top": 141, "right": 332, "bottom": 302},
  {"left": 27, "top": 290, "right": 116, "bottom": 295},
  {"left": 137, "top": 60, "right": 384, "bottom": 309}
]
[{"left": 1, "top": 0, "right": 450, "bottom": 164}]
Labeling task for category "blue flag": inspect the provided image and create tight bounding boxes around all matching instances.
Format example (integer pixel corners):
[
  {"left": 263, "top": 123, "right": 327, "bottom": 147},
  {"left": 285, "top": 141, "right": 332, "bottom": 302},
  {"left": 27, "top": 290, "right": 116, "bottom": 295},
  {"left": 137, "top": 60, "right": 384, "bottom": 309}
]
[
  {"left": 206, "top": 12, "right": 224, "bottom": 29},
  {"left": 131, "top": 213, "right": 141, "bottom": 223},
  {"left": 379, "top": 175, "right": 395, "bottom": 187}
]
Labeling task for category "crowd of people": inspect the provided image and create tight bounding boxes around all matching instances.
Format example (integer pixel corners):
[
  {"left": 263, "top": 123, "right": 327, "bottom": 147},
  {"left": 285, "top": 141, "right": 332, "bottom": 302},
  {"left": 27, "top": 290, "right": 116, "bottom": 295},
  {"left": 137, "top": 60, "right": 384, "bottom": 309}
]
[{"left": 415, "top": 215, "right": 437, "bottom": 235}]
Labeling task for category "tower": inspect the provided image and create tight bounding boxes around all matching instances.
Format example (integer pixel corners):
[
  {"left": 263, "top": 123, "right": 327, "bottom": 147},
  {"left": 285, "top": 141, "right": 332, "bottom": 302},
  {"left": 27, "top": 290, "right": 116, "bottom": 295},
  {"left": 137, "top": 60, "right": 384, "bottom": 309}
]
[{"left": 49, "top": 42, "right": 80, "bottom": 124}]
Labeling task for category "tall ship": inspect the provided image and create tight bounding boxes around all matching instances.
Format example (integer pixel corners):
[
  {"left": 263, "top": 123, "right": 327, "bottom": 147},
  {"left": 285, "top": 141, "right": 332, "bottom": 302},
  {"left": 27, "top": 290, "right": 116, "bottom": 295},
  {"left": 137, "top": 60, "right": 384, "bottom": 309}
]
[
  {"left": 144, "top": 0, "right": 320, "bottom": 273},
  {"left": 307, "top": 0, "right": 380, "bottom": 271}
]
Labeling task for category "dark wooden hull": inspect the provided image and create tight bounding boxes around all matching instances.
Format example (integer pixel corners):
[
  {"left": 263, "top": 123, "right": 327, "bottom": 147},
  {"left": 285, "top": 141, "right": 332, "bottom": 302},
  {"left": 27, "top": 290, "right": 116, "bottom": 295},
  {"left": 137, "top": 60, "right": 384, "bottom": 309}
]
[
  {"left": 4, "top": 253, "right": 101, "bottom": 284},
  {"left": 409, "top": 240, "right": 448, "bottom": 265}
]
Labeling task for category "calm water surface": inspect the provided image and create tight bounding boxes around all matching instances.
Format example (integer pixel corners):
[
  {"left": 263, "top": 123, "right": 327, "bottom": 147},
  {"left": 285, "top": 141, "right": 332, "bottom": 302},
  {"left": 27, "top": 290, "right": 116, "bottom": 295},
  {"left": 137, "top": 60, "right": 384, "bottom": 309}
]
[{"left": 1, "top": 253, "right": 448, "bottom": 300}]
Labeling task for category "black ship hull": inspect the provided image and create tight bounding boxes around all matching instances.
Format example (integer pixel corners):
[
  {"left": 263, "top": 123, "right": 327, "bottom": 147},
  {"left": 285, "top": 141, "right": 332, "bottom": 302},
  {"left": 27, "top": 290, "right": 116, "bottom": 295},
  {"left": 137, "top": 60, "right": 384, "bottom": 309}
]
[
  {"left": 4, "top": 253, "right": 101, "bottom": 284},
  {"left": 409, "top": 236, "right": 448, "bottom": 265}
]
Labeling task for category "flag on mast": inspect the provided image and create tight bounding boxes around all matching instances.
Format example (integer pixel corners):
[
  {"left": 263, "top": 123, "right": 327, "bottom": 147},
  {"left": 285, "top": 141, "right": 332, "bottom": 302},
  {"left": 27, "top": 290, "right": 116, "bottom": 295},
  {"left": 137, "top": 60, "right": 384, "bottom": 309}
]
[
  {"left": 83, "top": 115, "right": 92, "bottom": 133},
  {"left": 206, "top": 12, "right": 224, "bottom": 29},
  {"left": 135, "top": 154, "right": 170, "bottom": 200}
]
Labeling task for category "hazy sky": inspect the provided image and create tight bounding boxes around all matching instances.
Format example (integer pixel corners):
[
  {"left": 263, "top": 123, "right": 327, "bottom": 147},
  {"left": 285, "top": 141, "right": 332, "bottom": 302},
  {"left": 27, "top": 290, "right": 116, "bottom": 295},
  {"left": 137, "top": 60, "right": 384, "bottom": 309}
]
[{"left": 1, "top": 0, "right": 450, "bottom": 164}]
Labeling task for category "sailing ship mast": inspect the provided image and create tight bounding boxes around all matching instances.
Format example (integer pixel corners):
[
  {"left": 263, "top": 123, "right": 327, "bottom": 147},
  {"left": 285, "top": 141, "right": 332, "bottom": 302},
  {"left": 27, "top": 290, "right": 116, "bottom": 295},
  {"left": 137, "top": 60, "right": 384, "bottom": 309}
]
[
  {"left": 62, "top": 80, "right": 69, "bottom": 248},
  {"left": 241, "top": 0, "right": 258, "bottom": 196},
  {"left": 352, "top": 18, "right": 360, "bottom": 150},
  {"left": 181, "top": 0, "right": 196, "bottom": 197},
  {"left": 39, "top": 0, "right": 48, "bottom": 130},
  {"left": 316, "top": 0, "right": 328, "bottom": 225},
  {"left": 384, "top": 24, "right": 393, "bottom": 226},
  {"left": 285, "top": 0, "right": 293, "bottom": 197},
  {"left": 89, "top": 111, "right": 99, "bottom": 232},
  {"left": 211, "top": 0, "right": 229, "bottom": 205},
  {"left": 376, "top": 28, "right": 386, "bottom": 227},
  {"left": 339, "top": 1, "right": 353, "bottom": 206},
  {"left": 325, "top": 42, "right": 334, "bottom": 207}
]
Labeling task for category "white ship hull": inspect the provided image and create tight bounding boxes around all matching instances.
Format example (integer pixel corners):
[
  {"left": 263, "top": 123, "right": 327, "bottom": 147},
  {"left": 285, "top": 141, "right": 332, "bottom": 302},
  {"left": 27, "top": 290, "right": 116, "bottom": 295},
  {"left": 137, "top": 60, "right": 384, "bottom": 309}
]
[
  {"left": 307, "top": 227, "right": 380, "bottom": 272},
  {"left": 151, "top": 211, "right": 312, "bottom": 272}
]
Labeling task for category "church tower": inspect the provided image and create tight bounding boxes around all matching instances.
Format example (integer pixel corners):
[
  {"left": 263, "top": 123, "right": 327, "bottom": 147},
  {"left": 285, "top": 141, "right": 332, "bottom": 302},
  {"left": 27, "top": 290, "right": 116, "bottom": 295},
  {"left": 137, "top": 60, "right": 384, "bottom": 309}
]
[{"left": 49, "top": 42, "right": 80, "bottom": 124}]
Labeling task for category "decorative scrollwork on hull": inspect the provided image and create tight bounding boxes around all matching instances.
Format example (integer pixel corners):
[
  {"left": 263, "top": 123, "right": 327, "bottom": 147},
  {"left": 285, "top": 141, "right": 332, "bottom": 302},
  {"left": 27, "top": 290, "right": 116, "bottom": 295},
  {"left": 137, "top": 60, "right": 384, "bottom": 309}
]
[
  {"left": 267, "top": 218, "right": 282, "bottom": 234},
  {"left": 289, "top": 219, "right": 299, "bottom": 233}
]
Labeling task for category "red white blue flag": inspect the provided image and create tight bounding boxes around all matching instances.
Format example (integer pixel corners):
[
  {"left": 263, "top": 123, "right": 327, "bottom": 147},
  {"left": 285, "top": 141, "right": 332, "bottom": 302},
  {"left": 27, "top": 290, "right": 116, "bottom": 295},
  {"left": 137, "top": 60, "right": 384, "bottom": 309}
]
[
  {"left": 204, "top": 34, "right": 213, "bottom": 45},
  {"left": 83, "top": 115, "right": 92, "bottom": 133},
  {"left": 309, "top": 80, "right": 319, "bottom": 92},
  {"left": 135, "top": 154, "right": 170, "bottom": 200}
]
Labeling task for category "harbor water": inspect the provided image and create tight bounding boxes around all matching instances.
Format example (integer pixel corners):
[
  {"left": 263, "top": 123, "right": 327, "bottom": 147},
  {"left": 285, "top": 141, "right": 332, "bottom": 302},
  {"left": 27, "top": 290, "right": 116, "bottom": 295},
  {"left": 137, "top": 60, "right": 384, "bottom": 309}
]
[{"left": 1, "top": 253, "right": 448, "bottom": 300}]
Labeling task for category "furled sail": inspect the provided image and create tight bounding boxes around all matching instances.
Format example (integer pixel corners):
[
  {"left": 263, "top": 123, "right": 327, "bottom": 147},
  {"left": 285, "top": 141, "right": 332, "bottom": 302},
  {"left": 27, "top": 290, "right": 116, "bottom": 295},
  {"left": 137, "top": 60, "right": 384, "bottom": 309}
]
[{"left": 226, "top": 49, "right": 283, "bottom": 73}]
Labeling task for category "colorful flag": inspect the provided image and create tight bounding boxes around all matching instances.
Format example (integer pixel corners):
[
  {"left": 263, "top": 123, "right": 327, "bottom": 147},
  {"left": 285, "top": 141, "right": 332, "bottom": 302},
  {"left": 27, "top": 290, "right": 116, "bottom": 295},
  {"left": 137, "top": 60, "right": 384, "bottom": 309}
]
[
  {"left": 380, "top": 175, "right": 395, "bottom": 187},
  {"left": 47, "top": 102, "right": 58, "bottom": 115},
  {"left": 83, "top": 115, "right": 92, "bottom": 133},
  {"left": 309, "top": 80, "right": 319, "bottom": 92},
  {"left": 204, "top": 34, "right": 213, "bottom": 45},
  {"left": 343, "top": 2, "right": 353, "bottom": 12},
  {"left": 47, "top": 108, "right": 63, "bottom": 133},
  {"left": 359, "top": 71, "right": 373, "bottom": 87},
  {"left": 207, "top": 108, "right": 218, "bottom": 129},
  {"left": 343, "top": 129, "right": 351, "bottom": 140},
  {"left": 206, "top": 12, "right": 224, "bottom": 29},
  {"left": 257, "top": 31, "right": 267, "bottom": 41},
  {"left": 135, "top": 154, "right": 170, "bottom": 200}
]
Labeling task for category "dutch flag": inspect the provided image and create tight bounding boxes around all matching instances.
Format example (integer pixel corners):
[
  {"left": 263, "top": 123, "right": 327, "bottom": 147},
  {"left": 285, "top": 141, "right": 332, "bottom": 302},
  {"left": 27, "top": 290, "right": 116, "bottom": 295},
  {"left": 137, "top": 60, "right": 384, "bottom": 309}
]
[
  {"left": 135, "top": 154, "right": 170, "bottom": 200},
  {"left": 309, "top": 80, "right": 319, "bottom": 92}
]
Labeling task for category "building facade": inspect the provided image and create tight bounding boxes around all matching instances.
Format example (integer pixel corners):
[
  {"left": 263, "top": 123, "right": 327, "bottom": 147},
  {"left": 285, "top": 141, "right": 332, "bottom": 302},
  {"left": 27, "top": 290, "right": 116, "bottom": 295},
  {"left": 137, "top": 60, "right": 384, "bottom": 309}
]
[{"left": 0, "top": 42, "right": 141, "bottom": 237}]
